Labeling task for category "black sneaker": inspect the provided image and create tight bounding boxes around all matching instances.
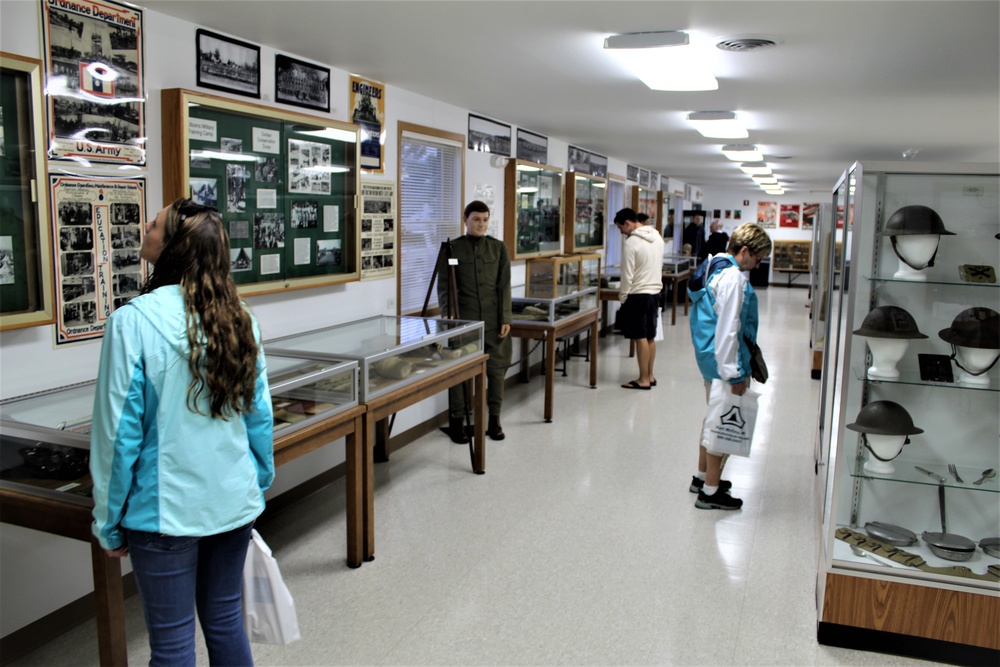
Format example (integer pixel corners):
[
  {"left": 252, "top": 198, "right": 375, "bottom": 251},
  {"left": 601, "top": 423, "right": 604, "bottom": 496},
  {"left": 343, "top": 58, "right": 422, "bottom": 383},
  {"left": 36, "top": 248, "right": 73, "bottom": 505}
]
[
  {"left": 689, "top": 476, "right": 733, "bottom": 494},
  {"left": 695, "top": 489, "right": 743, "bottom": 510}
]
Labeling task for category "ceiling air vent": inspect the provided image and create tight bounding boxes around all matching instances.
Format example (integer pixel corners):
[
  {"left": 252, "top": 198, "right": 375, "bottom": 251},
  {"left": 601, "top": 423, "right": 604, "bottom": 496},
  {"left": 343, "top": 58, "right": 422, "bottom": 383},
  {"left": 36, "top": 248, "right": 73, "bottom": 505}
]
[{"left": 716, "top": 36, "right": 780, "bottom": 52}]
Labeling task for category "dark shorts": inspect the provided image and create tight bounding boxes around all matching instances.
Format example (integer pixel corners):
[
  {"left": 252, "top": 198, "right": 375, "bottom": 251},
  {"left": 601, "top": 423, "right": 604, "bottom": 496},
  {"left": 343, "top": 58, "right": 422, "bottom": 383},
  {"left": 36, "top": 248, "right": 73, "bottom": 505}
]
[{"left": 619, "top": 293, "right": 659, "bottom": 340}]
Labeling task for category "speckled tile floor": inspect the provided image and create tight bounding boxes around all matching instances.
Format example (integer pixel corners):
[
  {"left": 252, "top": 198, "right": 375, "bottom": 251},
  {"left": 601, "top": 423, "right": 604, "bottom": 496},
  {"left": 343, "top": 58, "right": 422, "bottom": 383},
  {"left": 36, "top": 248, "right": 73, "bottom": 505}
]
[{"left": 9, "top": 287, "right": 944, "bottom": 666}]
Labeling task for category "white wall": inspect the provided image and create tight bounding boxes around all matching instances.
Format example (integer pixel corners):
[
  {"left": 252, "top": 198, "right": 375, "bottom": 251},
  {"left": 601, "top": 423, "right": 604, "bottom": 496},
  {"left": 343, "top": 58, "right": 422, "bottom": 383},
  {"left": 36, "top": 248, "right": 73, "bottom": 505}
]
[{"left": 0, "top": 2, "right": 648, "bottom": 635}]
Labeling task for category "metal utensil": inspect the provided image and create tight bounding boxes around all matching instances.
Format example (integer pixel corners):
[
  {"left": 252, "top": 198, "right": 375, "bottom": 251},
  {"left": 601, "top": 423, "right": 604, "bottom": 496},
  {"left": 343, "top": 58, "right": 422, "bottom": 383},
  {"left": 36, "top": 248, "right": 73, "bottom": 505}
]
[
  {"left": 914, "top": 465, "right": 947, "bottom": 483},
  {"left": 947, "top": 464, "right": 964, "bottom": 483},
  {"left": 973, "top": 468, "right": 997, "bottom": 485},
  {"left": 850, "top": 544, "right": 892, "bottom": 567}
]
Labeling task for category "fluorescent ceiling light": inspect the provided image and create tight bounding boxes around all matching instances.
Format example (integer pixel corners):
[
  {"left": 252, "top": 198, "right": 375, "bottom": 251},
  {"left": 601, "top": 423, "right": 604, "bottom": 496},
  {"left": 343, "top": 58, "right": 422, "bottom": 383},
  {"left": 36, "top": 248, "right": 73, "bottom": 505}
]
[
  {"left": 687, "top": 111, "right": 748, "bottom": 138},
  {"left": 604, "top": 31, "right": 718, "bottom": 91},
  {"left": 739, "top": 162, "right": 771, "bottom": 175},
  {"left": 765, "top": 189, "right": 785, "bottom": 196},
  {"left": 752, "top": 175, "right": 778, "bottom": 185},
  {"left": 722, "top": 144, "right": 763, "bottom": 162}
]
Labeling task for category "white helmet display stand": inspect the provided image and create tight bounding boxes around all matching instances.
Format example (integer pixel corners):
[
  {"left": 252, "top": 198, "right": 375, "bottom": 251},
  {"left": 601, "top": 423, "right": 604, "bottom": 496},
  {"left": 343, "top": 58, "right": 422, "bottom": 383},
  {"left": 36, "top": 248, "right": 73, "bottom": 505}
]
[
  {"left": 863, "top": 434, "right": 907, "bottom": 475},
  {"left": 953, "top": 346, "right": 1000, "bottom": 386},
  {"left": 864, "top": 337, "right": 908, "bottom": 380},
  {"left": 892, "top": 234, "right": 940, "bottom": 281}
]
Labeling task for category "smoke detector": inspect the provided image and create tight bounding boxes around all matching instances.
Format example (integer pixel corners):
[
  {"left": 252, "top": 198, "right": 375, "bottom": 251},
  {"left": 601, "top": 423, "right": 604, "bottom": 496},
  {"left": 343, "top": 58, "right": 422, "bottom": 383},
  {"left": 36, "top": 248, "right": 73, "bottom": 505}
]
[{"left": 716, "top": 35, "right": 782, "bottom": 52}]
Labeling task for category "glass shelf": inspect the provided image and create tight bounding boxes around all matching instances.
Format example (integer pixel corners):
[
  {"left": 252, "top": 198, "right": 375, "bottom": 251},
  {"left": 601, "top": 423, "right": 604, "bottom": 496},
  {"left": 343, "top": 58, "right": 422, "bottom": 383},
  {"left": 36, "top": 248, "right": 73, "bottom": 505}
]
[
  {"left": 847, "top": 459, "right": 1000, "bottom": 493},
  {"left": 864, "top": 275, "right": 1000, "bottom": 289},
  {"left": 852, "top": 366, "right": 999, "bottom": 392}
]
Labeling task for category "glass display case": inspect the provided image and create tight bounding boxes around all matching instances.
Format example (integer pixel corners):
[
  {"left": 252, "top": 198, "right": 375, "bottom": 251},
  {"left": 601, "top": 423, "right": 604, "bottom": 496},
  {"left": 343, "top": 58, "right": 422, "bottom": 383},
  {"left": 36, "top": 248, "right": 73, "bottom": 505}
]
[
  {"left": 161, "top": 88, "right": 360, "bottom": 295},
  {"left": 771, "top": 240, "right": 813, "bottom": 271},
  {"left": 0, "top": 354, "right": 359, "bottom": 502},
  {"left": 816, "top": 162, "right": 999, "bottom": 656},
  {"left": 0, "top": 53, "right": 55, "bottom": 331},
  {"left": 663, "top": 254, "right": 695, "bottom": 274},
  {"left": 527, "top": 254, "right": 598, "bottom": 290},
  {"left": 504, "top": 159, "right": 563, "bottom": 260},
  {"left": 631, "top": 185, "right": 661, "bottom": 234},
  {"left": 510, "top": 284, "right": 598, "bottom": 325},
  {"left": 264, "top": 316, "right": 485, "bottom": 402},
  {"left": 564, "top": 172, "right": 606, "bottom": 253}
]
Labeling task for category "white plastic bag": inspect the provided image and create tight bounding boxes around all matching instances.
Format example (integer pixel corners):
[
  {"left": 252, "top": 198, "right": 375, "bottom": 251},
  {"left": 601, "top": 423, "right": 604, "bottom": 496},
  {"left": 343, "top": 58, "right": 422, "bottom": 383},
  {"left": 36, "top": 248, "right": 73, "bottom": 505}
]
[
  {"left": 653, "top": 310, "right": 665, "bottom": 342},
  {"left": 701, "top": 379, "right": 759, "bottom": 457},
  {"left": 242, "top": 529, "right": 301, "bottom": 645}
]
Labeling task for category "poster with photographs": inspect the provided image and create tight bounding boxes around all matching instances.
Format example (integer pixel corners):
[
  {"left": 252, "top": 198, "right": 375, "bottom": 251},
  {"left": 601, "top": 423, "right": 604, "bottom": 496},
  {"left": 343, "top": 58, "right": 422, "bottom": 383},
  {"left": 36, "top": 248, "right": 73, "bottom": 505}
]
[
  {"left": 288, "top": 138, "right": 332, "bottom": 194},
  {"left": 276, "top": 54, "right": 330, "bottom": 112},
  {"left": 780, "top": 203, "right": 801, "bottom": 228},
  {"left": 41, "top": 0, "right": 146, "bottom": 165},
  {"left": 516, "top": 129, "right": 547, "bottom": 164},
  {"left": 49, "top": 175, "right": 146, "bottom": 345},
  {"left": 801, "top": 203, "right": 819, "bottom": 230},
  {"left": 756, "top": 201, "right": 778, "bottom": 228},
  {"left": 468, "top": 114, "right": 510, "bottom": 155},
  {"left": 568, "top": 146, "right": 591, "bottom": 174},
  {"left": 360, "top": 180, "right": 396, "bottom": 280},
  {"left": 196, "top": 29, "right": 259, "bottom": 98},
  {"left": 627, "top": 164, "right": 640, "bottom": 183},
  {"left": 349, "top": 75, "right": 385, "bottom": 172}
]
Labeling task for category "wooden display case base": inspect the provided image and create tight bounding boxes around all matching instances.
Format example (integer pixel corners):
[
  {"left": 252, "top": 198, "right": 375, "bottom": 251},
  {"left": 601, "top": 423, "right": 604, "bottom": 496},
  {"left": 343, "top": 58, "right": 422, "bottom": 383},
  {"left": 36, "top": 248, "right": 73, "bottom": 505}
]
[{"left": 819, "top": 572, "right": 1000, "bottom": 664}]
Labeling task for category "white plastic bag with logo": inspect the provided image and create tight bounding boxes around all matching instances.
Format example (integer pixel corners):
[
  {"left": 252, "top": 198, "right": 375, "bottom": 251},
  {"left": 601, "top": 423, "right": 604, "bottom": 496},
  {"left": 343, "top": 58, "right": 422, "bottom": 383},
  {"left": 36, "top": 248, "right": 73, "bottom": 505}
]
[
  {"left": 242, "top": 529, "right": 301, "bottom": 644},
  {"left": 701, "top": 379, "right": 759, "bottom": 458},
  {"left": 654, "top": 310, "right": 665, "bottom": 342}
]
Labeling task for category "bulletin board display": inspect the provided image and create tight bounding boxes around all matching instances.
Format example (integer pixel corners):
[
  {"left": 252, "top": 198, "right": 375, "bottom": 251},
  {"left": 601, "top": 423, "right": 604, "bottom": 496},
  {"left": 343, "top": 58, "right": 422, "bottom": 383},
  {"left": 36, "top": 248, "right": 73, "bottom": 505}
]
[{"left": 161, "top": 89, "right": 360, "bottom": 296}]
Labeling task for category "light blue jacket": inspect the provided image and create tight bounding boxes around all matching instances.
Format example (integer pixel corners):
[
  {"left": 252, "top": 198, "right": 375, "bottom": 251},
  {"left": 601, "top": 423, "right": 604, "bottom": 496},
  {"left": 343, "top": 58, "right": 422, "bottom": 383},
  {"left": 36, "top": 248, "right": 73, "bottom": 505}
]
[
  {"left": 688, "top": 254, "right": 760, "bottom": 383},
  {"left": 90, "top": 286, "right": 274, "bottom": 550}
]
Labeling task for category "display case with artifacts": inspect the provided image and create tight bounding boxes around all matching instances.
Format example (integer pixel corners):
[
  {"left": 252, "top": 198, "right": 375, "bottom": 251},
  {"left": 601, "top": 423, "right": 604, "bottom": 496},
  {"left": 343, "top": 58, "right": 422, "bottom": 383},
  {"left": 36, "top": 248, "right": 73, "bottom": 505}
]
[
  {"left": 815, "top": 162, "right": 1000, "bottom": 659},
  {"left": 504, "top": 159, "right": 563, "bottom": 260},
  {"left": 663, "top": 254, "right": 695, "bottom": 275},
  {"left": 161, "top": 89, "right": 360, "bottom": 297},
  {"left": 264, "top": 316, "right": 485, "bottom": 402},
  {"left": 771, "top": 240, "right": 813, "bottom": 272},
  {"left": 510, "top": 283, "right": 598, "bottom": 326},
  {"left": 564, "top": 172, "right": 606, "bottom": 253},
  {"left": 631, "top": 184, "right": 662, "bottom": 235},
  {"left": 0, "top": 53, "right": 56, "bottom": 331}
]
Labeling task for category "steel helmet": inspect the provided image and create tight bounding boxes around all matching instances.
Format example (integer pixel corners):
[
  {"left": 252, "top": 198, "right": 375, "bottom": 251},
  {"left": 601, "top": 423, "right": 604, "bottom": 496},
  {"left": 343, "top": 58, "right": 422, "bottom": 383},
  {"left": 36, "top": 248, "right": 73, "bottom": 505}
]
[
  {"left": 880, "top": 205, "right": 955, "bottom": 236},
  {"left": 846, "top": 401, "right": 924, "bottom": 436},
  {"left": 938, "top": 307, "right": 1000, "bottom": 349},
  {"left": 853, "top": 306, "right": 927, "bottom": 339}
]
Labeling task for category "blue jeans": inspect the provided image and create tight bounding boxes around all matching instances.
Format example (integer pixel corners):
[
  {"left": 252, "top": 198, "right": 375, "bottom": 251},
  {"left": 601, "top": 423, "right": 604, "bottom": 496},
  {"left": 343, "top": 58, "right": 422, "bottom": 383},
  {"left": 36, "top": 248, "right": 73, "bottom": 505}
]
[{"left": 127, "top": 522, "right": 255, "bottom": 666}]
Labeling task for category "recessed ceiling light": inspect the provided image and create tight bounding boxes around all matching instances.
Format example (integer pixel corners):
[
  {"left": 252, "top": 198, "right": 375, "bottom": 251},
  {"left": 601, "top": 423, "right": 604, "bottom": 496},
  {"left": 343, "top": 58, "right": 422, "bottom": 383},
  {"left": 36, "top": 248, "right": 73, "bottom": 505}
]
[
  {"left": 722, "top": 144, "right": 763, "bottom": 162},
  {"left": 739, "top": 162, "right": 771, "bottom": 175},
  {"left": 687, "top": 111, "right": 748, "bottom": 138},
  {"left": 604, "top": 31, "right": 690, "bottom": 49},
  {"left": 605, "top": 30, "right": 719, "bottom": 91},
  {"left": 752, "top": 175, "right": 778, "bottom": 185}
]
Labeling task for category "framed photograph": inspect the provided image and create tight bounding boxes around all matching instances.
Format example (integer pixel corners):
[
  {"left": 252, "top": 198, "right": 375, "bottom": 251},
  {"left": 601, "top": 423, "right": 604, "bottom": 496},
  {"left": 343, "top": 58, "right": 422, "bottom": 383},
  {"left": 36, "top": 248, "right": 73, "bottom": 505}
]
[
  {"left": 468, "top": 113, "right": 511, "bottom": 155},
  {"left": 516, "top": 129, "right": 548, "bottom": 164},
  {"left": 276, "top": 54, "right": 330, "bottom": 112},
  {"left": 196, "top": 29, "right": 260, "bottom": 98}
]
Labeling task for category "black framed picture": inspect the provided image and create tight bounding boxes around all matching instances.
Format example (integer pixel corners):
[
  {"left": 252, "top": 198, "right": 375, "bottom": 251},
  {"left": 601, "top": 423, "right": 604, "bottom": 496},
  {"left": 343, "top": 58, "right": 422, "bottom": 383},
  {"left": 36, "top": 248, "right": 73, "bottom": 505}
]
[
  {"left": 468, "top": 113, "right": 511, "bottom": 155},
  {"left": 195, "top": 29, "right": 260, "bottom": 98},
  {"left": 275, "top": 54, "right": 331, "bottom": 112}
]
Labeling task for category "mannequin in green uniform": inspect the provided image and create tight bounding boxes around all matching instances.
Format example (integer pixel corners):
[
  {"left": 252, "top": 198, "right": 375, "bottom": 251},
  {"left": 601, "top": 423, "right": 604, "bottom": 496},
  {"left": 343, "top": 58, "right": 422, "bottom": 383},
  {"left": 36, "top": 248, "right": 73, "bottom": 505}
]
[{"left": 438, "top": 200, "right": 513, "bottom": 442}]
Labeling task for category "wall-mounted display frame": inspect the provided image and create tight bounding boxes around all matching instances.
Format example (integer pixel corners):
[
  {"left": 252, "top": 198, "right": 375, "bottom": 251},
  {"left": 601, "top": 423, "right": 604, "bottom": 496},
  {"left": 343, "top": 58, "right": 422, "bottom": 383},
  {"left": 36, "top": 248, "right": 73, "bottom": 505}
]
[
  {"left": 195, "top": 29, "right": 260, "bottom": 99},
  {"left": 275, "top": 54, "right": 330, "bottom": 113},
  {"left": 516, "top": 128, "right": 547, "bottom": 164},
  {"left": 504, "top": 159, "right": 563, "bottom": 260},
  {"left": 161, "top": 88, "right": 360, "bottom": 297},
  {"left": 40, "top": 0, "right": 146, "bottom": 165},
  {"left": 467, "top": 113, "right": 510, "bottom": 155},
  {"left": 564, "top": 172, "right": 606, "bottom": 253},
  {"left": 0, "top": 53, "right": 56, "bottom": 331},
  {"left": 349, "top": 75, "right": 385, "bottom": 172}
]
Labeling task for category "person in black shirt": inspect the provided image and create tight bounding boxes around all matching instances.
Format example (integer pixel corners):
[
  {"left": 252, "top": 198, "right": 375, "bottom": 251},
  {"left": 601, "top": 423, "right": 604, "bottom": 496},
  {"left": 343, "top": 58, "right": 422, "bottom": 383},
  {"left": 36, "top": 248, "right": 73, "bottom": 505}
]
[{"left": 704, "top": 219, "right": 730, "bottom": 258}]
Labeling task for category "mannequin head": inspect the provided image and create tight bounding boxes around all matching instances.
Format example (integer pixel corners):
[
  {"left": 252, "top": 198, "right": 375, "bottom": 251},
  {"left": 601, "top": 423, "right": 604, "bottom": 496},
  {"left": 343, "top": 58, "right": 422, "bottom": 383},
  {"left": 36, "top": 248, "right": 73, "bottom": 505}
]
[
  {"left": 892, "top": 234, "right": 940, "bottom": 280},
  {"left": 953, "top": 345, "right": 1000, "bottom": 385},
  {"left": 865, "top": 337, "right": 908, "bottom": 379},
  {"left": 863, "top": 434, "right": 908, "bottom": 475}
]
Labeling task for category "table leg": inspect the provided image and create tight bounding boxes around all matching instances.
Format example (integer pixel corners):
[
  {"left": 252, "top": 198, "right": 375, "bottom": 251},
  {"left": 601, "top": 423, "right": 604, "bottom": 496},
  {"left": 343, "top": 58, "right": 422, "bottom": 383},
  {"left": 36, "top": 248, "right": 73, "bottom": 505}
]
[
  {"left": 544, "top": 333, "right": 555, "bottom": 422},
  {"left": 345, "top": 417, "right": 363, "bottom": 568},
  {"left": 671, "top": 277, "right": 679, "bottom": 326},
  {"left": 373, "top": 417, "right": 390, "bottom": 463},
  {"left": 91, "top": 540, "right": 127, "bottom": 667},
  {"left": 589, "top": 318, "right": 599, "bottom": 387},
  {"left": 362, "top": 412, "right": 375, "bottom": 561},
  {"left": 473, "top": 363, "right": 486, "bottom": 473},
  {"left": 519, "top": 337, "right": 530, "bottom": 382}
]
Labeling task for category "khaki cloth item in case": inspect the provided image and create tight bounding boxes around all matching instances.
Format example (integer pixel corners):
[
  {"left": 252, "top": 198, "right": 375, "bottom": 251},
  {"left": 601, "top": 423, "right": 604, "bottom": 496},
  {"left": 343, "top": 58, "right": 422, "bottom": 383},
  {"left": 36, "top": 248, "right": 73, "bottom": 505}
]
[{"left": 835, "top": 527, "right": 1000, "bottom": 582}]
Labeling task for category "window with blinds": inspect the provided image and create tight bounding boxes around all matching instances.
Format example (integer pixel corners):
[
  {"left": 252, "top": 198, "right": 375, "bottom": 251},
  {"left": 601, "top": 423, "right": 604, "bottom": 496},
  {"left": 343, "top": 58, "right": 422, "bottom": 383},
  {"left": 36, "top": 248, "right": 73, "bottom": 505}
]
[{"left": 399, "top": 131, "right": 463, "bottom": 315}]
